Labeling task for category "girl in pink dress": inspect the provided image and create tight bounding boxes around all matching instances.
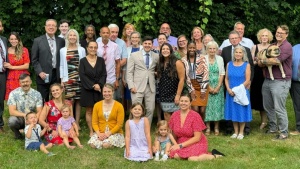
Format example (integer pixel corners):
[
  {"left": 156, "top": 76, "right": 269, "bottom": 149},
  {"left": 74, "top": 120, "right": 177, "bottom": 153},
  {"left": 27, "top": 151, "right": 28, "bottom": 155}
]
[
  {"left": 124, "top": 103, "right": 152, "bottom": 162},
  {"left": 169, "top": 94, "right": 225, "bottom": 161}
]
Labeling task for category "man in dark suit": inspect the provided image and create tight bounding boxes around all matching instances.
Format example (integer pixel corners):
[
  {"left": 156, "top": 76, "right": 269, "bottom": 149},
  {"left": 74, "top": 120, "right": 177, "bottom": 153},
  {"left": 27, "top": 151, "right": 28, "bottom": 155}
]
[
  {"left": 0, "top": 19, "right": 8, "bottom": 132},
  {"left": 31, "top": 19, "right": 65, "bottom": 102},
  {"left": 221, "top": 30, "right": 254, "bottom": 135}
]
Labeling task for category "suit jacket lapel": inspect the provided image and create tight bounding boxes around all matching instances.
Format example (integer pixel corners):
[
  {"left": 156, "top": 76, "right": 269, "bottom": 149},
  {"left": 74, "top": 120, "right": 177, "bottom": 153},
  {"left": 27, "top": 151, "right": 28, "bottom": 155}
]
[{"left": 42, "top": 35, "right": 52, "bottom": 55}]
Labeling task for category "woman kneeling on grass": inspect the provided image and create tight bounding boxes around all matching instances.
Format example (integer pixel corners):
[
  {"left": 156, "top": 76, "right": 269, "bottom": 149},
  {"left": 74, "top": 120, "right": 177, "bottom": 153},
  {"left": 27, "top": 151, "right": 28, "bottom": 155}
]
[
  {"left": 169, "top": 94, "right": 225, "bottom": 161},
  {"left": 88, "top": 83, "right": 125, "bottom": 149}
]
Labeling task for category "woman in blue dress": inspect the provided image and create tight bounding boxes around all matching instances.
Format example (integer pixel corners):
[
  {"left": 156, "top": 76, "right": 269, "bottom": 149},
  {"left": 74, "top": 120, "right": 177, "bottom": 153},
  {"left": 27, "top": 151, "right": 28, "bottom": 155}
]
[{"left": 224, "top": 46, "right": 252, "bottom": 140}]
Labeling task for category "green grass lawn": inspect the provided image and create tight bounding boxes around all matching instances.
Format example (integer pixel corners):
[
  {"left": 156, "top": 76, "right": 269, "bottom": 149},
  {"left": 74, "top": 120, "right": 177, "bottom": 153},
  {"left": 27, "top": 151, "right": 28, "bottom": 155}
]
[{"left": 1, "top": 96, "right": 300, "bottom": 169}]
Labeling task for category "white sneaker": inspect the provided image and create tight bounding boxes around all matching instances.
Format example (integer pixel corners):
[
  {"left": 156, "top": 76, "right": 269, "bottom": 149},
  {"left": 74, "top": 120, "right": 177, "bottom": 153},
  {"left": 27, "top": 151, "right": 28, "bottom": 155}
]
[
  {"left": 230, "top": 133, "right": 238, "bottom": 138},
  {"left": 154, "top": 156, "right": 160, "bottom": 161},
  {"left": 237, "top": 134, "right": 244, "bottom": 140},
  {"left": 160, "top": 154, "right": 168, "bottom": 161}
]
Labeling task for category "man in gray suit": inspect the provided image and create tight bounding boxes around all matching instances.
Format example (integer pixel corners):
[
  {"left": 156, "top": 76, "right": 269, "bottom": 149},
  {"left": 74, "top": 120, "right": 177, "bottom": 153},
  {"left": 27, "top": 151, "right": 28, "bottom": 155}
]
[
  {"left": 0, "top": 19, "right": 8, "bottom": 132},
  {"left": 127, "top": 36, "right": 159, "bottom": 126},
  {"left": 31, "top": 19, "right": 65, "bottom": 102}
]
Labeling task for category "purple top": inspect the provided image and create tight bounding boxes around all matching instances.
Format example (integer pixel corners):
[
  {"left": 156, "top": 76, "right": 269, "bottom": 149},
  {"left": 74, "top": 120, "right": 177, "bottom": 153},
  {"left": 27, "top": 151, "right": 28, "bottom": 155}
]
[
  {"left": 57, "top": 116, "right": 75, "bottom": 132},
  {"left": 263, "top": 40, "right": 292, "bottom": 80},
  {"left": 153, "top": 35, "right": 178, "bottom": 48}
]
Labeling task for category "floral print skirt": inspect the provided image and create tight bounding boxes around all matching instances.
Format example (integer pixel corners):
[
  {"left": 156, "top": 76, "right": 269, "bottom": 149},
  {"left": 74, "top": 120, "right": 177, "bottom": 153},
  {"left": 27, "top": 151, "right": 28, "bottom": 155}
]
[{"left": 88, "top": 133, "right": 125, "bottom": 149}]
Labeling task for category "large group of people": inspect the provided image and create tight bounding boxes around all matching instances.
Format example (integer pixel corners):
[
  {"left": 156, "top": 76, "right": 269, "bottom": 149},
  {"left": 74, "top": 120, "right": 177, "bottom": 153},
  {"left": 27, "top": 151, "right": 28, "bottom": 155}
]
[{"left": 0, "top": 18, "right": 299, "bottom": 161}]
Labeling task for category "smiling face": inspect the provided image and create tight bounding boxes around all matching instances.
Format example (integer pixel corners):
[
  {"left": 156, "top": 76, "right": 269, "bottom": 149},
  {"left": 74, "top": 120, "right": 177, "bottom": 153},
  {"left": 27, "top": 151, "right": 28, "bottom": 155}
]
[
  {"left": 85, "top": 26, "right": 95, "bottom": 39},
  {"left": 187, "top": 43, "right": 196, "bottom": 56},
  {"left": 126, "top": 26, "right": 134, "bottom": 37},
  {"left": 207, "top": 44, "right": 217, "bottom": 56},
  {"left": 130, "top": 33, "right": 140, "bottom": 46},
  {"left": 109, "top": 27, "right": 119, "bottom": 41},
  {"left": 50, "top": 85, "right": 63, "bottom": 99},
  {"left": 158, "top": 34, "right": 167, "bottom": 47},
  {"left": 203, "top": 35, "right": 213, "bottom": 46},
  {"left": 234, "top": 23, "right": 244, "bottom": 38},
  {"left": 275, "top": 27, "right": 288, "bottom": 43},
  {"left": 192, "top": 28, "right": 203, "bottom": 40},
  {"left": 87, "top": 41, "right": 98, "bottom": 55},
  {"left": 234, "top": 48, "right": 244, "bottom": 61},
  {"left": 161, "top": 44, "right": 171, "bottom": 58},
  {"left": 260, "top": 31, "right": 269, "bottom": 43},
  {"left": 179, "top": 95, "right": 191, "bottom": 111},
  {"left": 67, "top": 31, "right": 77, "bottom": 45},
  {"left": 19, "top": 76, "right": 32, "bottom": 92},
  {"left": 9, "top": 34, "right": 19, "bottom": 47},
  {"left": 142, "top": 40, "right": 153, "bottom": 52},
  {"left": 130, "top": 104, "right": 144, "bottom": 119},
  {"left": 100, "top": 27, "right": 110, "bottom": 42},
  {"left": 158, "top": 124, "right": 168, "bottom": 137},
  {"left": 103, "top": 86, "right": 114, "bottom": 100},
  {"left": 59, "top": 22, "right": 69, "bottom": 36},
  {"left": 178, "top": 36, "right": 187, "bottom": 48},
  {"left": 45, "top": 20, "right": 57, "bottom": 37},
  {"left": 229, "top": 33, "right": 240, "bottom": 46},
  {"left": 160, "top": 23, "right": 171, "bottom": 37}
]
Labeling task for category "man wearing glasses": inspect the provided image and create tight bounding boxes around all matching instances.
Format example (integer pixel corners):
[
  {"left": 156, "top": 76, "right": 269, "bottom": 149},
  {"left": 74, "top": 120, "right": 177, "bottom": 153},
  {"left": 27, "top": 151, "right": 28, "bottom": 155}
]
[
  {"left": 153, "top": 23, "right": 178, "bottom": 48},
  {"left": 259, "top": 25, "right": 292, "bottom": 140}
]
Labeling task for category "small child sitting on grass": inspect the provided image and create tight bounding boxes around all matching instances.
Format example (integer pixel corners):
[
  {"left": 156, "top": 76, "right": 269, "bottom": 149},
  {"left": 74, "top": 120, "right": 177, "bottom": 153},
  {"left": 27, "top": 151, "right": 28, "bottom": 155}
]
[
  {"left": 57, "top": 104, "right": 83, "bottom": 149},
  {"left": 25, "top": 112, "right": 55, "bottom": 156}
]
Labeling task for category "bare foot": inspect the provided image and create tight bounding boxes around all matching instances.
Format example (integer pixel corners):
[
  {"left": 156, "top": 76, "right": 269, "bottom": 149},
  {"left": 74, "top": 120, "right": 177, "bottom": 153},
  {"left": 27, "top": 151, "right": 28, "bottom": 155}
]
[
  {"left": 78, "top": 145, "right": 83, "bottom": 148},
  {"left": 67, "top": 145, "right": 76, "bottom": 149}
]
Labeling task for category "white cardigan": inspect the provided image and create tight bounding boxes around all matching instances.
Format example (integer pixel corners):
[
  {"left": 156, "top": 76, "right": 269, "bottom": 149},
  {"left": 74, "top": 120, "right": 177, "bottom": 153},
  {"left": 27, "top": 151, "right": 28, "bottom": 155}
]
[
  {"left": 60, "top": 46, "right": 86, "bottom": 82},
  {"left": 204, "top": 54, "right": 225, "bottom": 76}
]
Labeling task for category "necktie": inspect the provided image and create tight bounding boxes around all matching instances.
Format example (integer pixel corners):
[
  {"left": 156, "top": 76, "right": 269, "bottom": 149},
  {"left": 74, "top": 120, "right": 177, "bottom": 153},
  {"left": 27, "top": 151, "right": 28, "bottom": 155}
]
[
  {"left": 49, "top": 38, "right": 55, "bottom": 68},
  {"left": 103, "top": 45, "right": 108, "bottom": 62},
  {"left": 145, "top": 53, "right": 149, "bottom": 69},
  {"left": 0, "top": 43, "right": 5, "bottom": 72}
]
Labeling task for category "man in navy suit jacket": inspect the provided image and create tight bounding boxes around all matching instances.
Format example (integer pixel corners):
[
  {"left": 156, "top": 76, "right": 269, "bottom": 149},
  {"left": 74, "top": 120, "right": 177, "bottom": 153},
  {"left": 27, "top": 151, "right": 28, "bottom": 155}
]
[
  {"left": 0, "top": 19, "right": 8, "bottom": 132},
  {"left": 31, "top": 19, "right": 65, "bottom": 102}
]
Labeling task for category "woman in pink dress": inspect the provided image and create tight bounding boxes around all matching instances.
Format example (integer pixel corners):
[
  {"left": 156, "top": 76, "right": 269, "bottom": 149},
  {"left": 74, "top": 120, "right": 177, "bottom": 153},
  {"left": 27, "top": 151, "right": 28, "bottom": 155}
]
[
  {"left": 4, "top": 32, "right": 30, "bottom": 100},
  {"left": 169, "top": 94, "right": 225, "bottom": 161}
]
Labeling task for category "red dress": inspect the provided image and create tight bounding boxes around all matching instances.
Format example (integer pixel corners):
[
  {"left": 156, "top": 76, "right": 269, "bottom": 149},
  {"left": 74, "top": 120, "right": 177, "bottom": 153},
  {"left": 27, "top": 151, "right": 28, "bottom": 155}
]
[
  {"left": 44, "top": 100, "right": 73, "bottom": 144},
  {"left": 169, "top": 110, "right": 208, "bottom": 158},
  {"left": 5, "top": 47, "right": 30, "bottom": 100}
]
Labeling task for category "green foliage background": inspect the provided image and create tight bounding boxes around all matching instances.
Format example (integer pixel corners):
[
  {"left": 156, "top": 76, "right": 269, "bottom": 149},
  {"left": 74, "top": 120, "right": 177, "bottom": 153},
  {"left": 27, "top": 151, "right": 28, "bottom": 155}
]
[{"left": 1, "top": 0, "right": 299, "bottom": 49}]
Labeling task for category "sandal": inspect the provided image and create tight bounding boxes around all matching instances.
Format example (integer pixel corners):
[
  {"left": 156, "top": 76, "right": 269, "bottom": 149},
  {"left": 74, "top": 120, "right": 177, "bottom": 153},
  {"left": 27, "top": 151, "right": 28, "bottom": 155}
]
[
  {"left": 212, "top": 149, "right": 225, "bottom": 157},
  {"left": 214, "top": 128, "right": 220, "bottom": 136},
  {"left": 260, "top": 122, "right": 267, "bottom": 130},
  {"left": 205, "top": 128, "right": 211, "bottom": 136},
  {"left": 237, "top": 134, "right": 244, "bottom": 140}
]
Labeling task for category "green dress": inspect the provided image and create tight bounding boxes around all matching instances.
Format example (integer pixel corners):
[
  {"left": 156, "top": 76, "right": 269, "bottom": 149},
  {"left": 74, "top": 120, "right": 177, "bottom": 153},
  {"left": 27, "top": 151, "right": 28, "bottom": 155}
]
[{"left": 205, "top": 61, "right": 224, "bottom": 122}]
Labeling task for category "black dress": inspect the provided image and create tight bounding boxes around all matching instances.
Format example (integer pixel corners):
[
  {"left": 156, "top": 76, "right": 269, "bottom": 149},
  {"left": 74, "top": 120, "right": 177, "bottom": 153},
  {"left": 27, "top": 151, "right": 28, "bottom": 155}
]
[
  {"left": 250, "top": 45, "right": 264, "bottom": 111},
  {"left": 79, "top": 57, "right": 107, "bottom": 107}
]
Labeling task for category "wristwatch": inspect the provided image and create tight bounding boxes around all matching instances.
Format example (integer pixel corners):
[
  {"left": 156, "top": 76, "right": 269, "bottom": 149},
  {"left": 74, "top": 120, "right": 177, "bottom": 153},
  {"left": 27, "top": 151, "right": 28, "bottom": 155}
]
[{"left": 179, "top": 144, "right": 183, "bottom": 149}]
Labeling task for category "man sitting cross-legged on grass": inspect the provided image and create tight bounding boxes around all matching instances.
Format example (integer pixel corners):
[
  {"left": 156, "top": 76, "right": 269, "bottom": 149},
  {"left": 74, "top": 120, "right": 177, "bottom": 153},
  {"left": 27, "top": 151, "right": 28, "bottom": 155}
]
[{"left": 25, "top": 112, "right": 55, "bottom": 156}]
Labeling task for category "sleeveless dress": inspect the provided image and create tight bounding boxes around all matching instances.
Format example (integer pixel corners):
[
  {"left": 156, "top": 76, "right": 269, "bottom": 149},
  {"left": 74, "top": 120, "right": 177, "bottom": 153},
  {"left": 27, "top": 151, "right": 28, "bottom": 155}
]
[
  {"left": 169, "top": 110, "right": 208, "bottom": 158},
  {"left": 5, "top": 48, "right": 30, "bottom": 100},
  {"left": 250, "top": 45, "right": 265, "bottom": 111},
  {"left": 44, "top": 100, "right": 73, "bottom": 144},
  {"left": 224, "top": 62, "right": 252, "bottom": 122},
  {"left": 205, "top": 61, "right": 224, "bottom": 121},
  {"left": 65, "top": 49, "right": 81, "bottom": 100},
  {"left": 124, "top": 117, "right": 152, "bottom": 161}
]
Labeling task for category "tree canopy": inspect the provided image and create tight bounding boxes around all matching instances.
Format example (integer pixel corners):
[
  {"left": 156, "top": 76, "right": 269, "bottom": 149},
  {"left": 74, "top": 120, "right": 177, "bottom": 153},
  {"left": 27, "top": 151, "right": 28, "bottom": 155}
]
[{"left": 1, "top": 0, "right": 299, "bottom": 48}]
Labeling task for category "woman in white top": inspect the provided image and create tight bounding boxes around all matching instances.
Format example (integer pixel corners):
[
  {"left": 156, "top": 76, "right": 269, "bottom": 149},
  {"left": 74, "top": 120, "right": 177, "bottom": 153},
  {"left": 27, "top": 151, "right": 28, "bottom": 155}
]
[{"left": 60, "top": 29, "right": 86, "bottom": 129}]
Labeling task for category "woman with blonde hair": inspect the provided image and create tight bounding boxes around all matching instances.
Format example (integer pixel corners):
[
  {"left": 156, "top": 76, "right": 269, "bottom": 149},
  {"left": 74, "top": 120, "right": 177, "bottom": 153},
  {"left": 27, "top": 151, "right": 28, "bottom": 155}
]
[
  {"left": 250, "top": 28, "right": 273, "bottom": 129},
  {"left": 121, "top": 23, "right": 136, "bottom": 47},
  {"left": 191, "top": 27, "right": 205, "bottom": 54}
]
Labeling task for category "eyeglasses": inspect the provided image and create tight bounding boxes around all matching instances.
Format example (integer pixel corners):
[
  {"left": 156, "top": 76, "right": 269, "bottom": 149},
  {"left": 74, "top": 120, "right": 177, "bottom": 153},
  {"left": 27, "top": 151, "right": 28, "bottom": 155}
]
[
  {"left": 276, "top": 32, "right": 286, "bottom": 35},
  {"left": 229, "top": 37, "right": 239, "bottom": 40}
]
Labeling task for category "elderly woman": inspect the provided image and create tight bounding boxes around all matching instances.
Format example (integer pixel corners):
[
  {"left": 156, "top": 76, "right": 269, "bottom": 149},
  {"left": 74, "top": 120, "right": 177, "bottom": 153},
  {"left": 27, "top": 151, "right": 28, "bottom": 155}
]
[
  {"left": 60, "top": 29, "right": 86, "bottom": 130},
  {"left": 4, "top": 32, "right": 30, "bottom": 100},
  {"left": 169, "top": 94, "right": 224, "bottom": 161},
  {"left": 157, "top": 43, "right": 185, "bottom": 122},
  {"left": 201, "top": 34, "right": 215, "bottom": 55},
  {"left": 121, "top": 23, "right": 136, "bottom": 47},
  {"left": 79, "top": 41, "right": 107, "bottom": 136},
  {"left": 185, "top": 42, "right": 209, "bottom": 120},
  {"left": 175, "top": 35, "right": 188, "bottom": 58},
  {"left": 39, "top": 83, "right": 73, "bottom": 145},
  {"left": 250, "top": 28, "right": 273, "bottom": 129},
  {"left": 123, "top": 31, "right": 142, "bottom": 110},
  {"left": 225, "top": 46, "right": 252, "bottom": 140},
  {"left": 204, "top": 41, "right": 225, "bottom": 136},
  {"left": 79, "top": 25, "right": 96, "bottom": 52},
  {"left": 88, "top": 83, "right": 125, "bottom": 149},
  {"left": 191, "top": 27, "right": 205, "bottom": 54}
]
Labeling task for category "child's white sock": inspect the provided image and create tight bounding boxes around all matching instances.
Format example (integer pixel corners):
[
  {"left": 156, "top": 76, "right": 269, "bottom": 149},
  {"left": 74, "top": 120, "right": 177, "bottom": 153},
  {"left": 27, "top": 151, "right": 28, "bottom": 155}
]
[
  {"left": 161, "top": 151, "right": 164, "bottom": 156},
  {"left": 154, "top": 151, "right": 160, "bottom": 161},
  {"left": 161, "top": 154, "right": 168, "bottom": 161}
]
